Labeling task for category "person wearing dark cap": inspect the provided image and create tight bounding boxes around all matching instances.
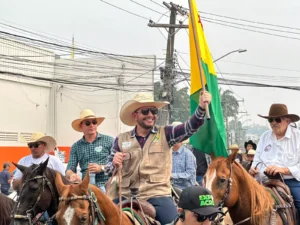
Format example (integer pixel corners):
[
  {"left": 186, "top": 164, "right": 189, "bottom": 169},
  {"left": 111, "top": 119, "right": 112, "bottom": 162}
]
[
  {"left": 244, "top": 140, "right": 257, "bottom": 154},
  {"left": 0, "top": 162, "right": 13, "bottom": 195},
  {"left": 166, "top": 186, "right": 223, "bottom": 225}
]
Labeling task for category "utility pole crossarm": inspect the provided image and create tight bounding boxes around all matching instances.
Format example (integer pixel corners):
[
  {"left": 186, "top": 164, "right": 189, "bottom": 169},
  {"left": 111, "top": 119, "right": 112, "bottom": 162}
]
[{"left": 148, "top": 22, "right": 188, "bottom": 28}]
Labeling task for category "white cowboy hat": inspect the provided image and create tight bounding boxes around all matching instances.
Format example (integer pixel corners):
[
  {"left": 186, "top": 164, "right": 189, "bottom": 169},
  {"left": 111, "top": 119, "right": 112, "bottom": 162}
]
[
  {"left": 228, "top": 144, "right": 239, "bottom": 150},
  {"left": 171, "top": 121, "right": 189, "bottom": 144},
  {"left": 120, "top": 92, "right": 169, "bottom": 126},
  {"left": 247, "top": 149, "right": 256, "bottom": 155},
  {"left": 28, "top": 132, "right": 57, "bottom": 153},
  {"left": 72, "top": 109, "right": 105, "bottom": 132}
]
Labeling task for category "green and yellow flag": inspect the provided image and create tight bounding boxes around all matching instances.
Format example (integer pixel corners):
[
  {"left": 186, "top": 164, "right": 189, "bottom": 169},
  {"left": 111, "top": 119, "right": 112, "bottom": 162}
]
[{"left": 189, "top": 0, "right": 227, "bottom": 157}]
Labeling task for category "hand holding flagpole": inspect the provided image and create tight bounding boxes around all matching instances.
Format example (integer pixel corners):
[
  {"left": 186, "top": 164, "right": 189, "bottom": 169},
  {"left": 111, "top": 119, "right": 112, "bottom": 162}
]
[{"left": 188, "top": 0, "right": 211, "bottom": 119}]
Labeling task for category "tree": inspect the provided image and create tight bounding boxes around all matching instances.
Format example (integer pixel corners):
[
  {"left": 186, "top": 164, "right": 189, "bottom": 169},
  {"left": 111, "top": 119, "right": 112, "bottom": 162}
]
[
  {"left": 154, "top": 81, "right": 190, "bottom": 124},
  {"left": 221, "top": 90, "right": 239, "bottom": 119}
]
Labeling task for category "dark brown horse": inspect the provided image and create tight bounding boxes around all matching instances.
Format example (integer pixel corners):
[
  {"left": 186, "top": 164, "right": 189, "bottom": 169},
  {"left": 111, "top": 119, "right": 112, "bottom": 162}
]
[
  {"left": 55, "top": 172, "right": 133, "bottom": 225},
  {"left": 11, "top": 158, "right": 70, "bottom": 225},
  {"left": 204, "top": 151, "right": 289, "bottom": 225},
  {"left": 0, "top": 193, "right": 15, "bottom": 225}
]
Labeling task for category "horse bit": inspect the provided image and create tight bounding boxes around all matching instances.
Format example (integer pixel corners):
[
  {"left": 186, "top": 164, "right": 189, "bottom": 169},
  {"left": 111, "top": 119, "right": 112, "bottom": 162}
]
[{"left": 11, "top": 175, "right": 56, "bottom": 225}]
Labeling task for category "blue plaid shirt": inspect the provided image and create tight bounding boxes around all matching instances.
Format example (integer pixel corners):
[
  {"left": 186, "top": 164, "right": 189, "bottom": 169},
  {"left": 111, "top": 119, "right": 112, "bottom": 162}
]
[
  {"left": 67, "top": 133, "right": 114, "bottom": 187},
  {"left": 172, "top": 145, "right": 196, "bottom": 189}
]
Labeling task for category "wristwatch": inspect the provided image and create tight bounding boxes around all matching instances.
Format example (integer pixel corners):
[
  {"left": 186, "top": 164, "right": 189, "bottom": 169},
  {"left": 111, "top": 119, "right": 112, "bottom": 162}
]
[{"left": 100, "top": 165, "right": 105, "bottom": 172}]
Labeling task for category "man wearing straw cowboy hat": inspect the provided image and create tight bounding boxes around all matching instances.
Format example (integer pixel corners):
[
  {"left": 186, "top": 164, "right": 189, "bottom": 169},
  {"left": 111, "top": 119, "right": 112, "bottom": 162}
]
[
  {"left": 66, "top": 109, "right": 114, "bottom": 193},
  {"left": 13, "top": 132, "right": 65, "bottom": 184},
  {"left": 171, "top": 121, "right": 196, "bottom": 190},
  {"left": 105, "top": 91, "right": 211, "bottom": 225},
  {"left": 249, "top": 104, "right": 300, "bottom": 217}
]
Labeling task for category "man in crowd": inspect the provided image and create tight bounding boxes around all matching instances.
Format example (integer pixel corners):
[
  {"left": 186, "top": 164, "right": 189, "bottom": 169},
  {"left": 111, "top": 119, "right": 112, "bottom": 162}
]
[
  {"left": 13, "top": 132, "right": 65, "bottom": 189},
  {"left": 249, "top": 104, "right": 300, "bottom": 217},
  {"left": 66, "top": 109, "right": 114, "bottom": 192},
  {"left": 171, "top": 121, "right": 196, "bottom": 190},
  {"left": 166, "top": 186, "right": 223, "bottom": 225},
  {"left": 105, "top": 91, "right": 212, "bottom": 224},
  {"left": 241, "top": 149, "right": 256, "bottom": 172},
  {"left": 0, "top": 162, "right": 13, "bottom": 195}
]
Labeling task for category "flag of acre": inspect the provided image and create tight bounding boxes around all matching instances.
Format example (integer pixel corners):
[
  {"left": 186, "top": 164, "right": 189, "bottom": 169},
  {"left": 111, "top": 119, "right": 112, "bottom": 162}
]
[{"left": 189, "top": 0, "right": 227, "bottom": 157}]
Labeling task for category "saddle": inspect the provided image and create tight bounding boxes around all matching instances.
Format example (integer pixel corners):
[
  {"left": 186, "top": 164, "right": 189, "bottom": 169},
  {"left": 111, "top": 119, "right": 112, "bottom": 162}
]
[
  {"left": 263, "top": 178, "right": 298, "bottom": 225},
  {"left": 121, "top": 199, "right": 160, "bottom": 225}
]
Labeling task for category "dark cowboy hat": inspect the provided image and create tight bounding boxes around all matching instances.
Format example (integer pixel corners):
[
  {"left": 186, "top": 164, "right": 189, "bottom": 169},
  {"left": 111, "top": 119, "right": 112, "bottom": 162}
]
[
  {"left": 258, "top": 104, "right": 300, "bottom": 122},
  {"left": 244, "top": 140, "right": 257, "bottom": 150}
]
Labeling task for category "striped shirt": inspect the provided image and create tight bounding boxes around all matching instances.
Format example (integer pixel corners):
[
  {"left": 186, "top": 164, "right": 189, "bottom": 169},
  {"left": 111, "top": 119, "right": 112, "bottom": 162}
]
[
  {"left": 105, "top": 105, "right": 205, "bottom": 175},
  {"left": 67, "top": 133, "right": 114, "bottom": 187},
  {"left": 172, "top": 145, "right": 196, "bottom": 189}
]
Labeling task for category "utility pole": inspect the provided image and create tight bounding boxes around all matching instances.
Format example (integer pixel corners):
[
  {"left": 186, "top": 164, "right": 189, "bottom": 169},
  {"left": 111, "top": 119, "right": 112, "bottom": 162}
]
[{"left": 148, "top": 2, "right": 187, "bottom": 125}]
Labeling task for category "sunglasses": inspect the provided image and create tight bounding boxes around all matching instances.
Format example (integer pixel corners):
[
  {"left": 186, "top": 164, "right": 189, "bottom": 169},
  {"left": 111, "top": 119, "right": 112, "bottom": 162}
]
[
  {"left": 135, "top": 107, "right": 158, "bottom": 116},
  {"left": 84, "top": 120, "right": 98, "bottom": 126},
  {"left": 268, "top": 117, "right": 282, "bottom": 123},
  {"left": 195, "top": 213, "right": 220, "bottom": 222},
  {"left": 28, "top": 142, "right": 42, "bottom": 149}
]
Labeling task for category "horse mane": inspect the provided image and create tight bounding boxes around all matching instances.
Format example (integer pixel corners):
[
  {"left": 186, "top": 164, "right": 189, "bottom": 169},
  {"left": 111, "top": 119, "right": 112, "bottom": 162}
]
[
  {"left": 0, "top": 193, "right": 15, "bottom": 225},
  {"left": 233, "top": 161, "right": 274, "bottom": 225}
]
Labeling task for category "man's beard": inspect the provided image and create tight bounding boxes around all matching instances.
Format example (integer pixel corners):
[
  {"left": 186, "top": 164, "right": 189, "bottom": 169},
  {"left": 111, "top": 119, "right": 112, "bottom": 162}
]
[{"left": 137, "top": 118, "right": 155, "bottom": 129}]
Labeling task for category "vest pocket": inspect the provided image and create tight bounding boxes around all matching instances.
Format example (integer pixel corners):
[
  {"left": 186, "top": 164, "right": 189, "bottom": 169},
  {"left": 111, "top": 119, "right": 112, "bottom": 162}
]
[
  {"left": 149, "top": 174, "right": 166, "bottom": 183},
  {"left": 148, "top": 145, "right": 164, "bottom": 165}
]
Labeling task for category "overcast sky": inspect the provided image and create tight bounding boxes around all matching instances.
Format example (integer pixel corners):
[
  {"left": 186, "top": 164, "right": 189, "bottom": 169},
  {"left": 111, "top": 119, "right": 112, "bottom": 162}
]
[{"left": 1, "top": 0, "right": 300, "bottom": 127}]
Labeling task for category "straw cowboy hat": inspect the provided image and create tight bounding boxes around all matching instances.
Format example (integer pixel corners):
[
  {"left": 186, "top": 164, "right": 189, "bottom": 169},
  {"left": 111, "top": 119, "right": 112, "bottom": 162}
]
[
  {"left": 72, "top": 109, "right": 105, "bottom": 132},
  {"left": 171, "top": 121, "right": 189, "bottom": 144},
  {"left": 120, "top": 92, "right": 169, "bottom": 126},
  {"left": 258, "top": 104, "right": 300, "bottom": 122},
  {"left": 244, "top": 140, "right": 257, "bottom": 150},
  {"left": 228, "top": 144, "right": 239, "bottom": 151},
  {"left": 247, "top": 149, "right": 256, "bottom": 155},
  {"left": 28, "top": 132, "right": 57, "bottom": 153}
]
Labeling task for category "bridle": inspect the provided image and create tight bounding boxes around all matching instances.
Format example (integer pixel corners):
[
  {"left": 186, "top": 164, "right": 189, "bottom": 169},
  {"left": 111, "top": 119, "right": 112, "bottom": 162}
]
[
  {"left": 11, "top": 174, "right": 57, "bottom": 225},
  {"left": 58, "top": 188, "right": 106, "bottom": 225},
  {"left": 216, "top": 162, "right": 251, "bottom": 225}
]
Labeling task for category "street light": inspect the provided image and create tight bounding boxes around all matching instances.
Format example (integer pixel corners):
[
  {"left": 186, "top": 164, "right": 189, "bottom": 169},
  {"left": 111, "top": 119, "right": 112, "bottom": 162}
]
[{"left": 213, "top": 49, "right": 247, "bottom": 63}]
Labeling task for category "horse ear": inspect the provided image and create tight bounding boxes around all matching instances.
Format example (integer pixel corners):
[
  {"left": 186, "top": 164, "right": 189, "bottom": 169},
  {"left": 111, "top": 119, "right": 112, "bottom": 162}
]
[
  {"left": 227, "top": 150, "right": 238, "bottom": 167},
  {"left": 13, "top": 162, "right": 27, "bottom": 173},
  {"left": 210, "top": 151, "right": 216, "bottom": 161},
  {"left": 36, "top": 157, "right": 49, "bottom": 175},
  {"left": 55, "top": 172, "right": 66, "bottom": 196},
  {"left": 80, "top": 170, "right": 90, "bottom": 192}
]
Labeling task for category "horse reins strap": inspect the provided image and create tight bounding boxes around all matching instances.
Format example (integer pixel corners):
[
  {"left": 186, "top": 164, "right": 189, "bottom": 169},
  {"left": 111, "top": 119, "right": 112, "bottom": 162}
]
[{"left": 233, "top": 217, "right": 251, "bottom": 225}]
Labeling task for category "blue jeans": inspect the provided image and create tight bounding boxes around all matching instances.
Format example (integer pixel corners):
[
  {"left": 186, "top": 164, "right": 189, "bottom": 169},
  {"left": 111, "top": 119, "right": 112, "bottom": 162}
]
[
  {"left": 114, "top": 196, "right": 177, "bottom": 225},
  {"left": 99, "top": 186, "right": 106, "bottom": 193},
  {"left": 284, "top": 179, "right": 300, "bottom": 219},
  {"left": 196, "top": 176, "right": 204, "bottom": 186}
]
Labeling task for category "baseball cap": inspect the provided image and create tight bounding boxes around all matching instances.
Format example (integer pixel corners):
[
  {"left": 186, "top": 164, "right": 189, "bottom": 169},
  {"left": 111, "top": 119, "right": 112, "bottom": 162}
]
[{"left": 178, "top": 186, "right": 221, "bottom": 216}]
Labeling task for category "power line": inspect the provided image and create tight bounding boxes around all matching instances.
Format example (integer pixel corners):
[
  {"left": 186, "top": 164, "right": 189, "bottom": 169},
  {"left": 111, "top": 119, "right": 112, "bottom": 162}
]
[{"left": 129, "top": 0, "right": 168, "bottom": 17}]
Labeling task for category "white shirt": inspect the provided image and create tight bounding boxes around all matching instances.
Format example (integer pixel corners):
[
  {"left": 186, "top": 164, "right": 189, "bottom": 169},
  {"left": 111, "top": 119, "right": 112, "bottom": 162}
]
[
  {"left": 252, "top": 126, "right": 300, "bottom": 181},
  {"left": 14, "top": 153, "right": 66, "bottom": 180}
]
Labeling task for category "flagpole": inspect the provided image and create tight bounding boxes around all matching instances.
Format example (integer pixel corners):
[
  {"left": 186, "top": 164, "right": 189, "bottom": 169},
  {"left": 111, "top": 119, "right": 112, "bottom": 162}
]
[{"left": 188, "top": 0, "right": 210, "bottom": 119}]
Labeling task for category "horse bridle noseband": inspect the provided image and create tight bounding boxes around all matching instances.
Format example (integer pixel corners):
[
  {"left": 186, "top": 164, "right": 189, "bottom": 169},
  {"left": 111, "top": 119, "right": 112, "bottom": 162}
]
[
  {"left": 11, "top": 175, "right": 56, "bottom": 225},
  {"left": 58, "top": 188, "right": 106, "bottom": 225}
]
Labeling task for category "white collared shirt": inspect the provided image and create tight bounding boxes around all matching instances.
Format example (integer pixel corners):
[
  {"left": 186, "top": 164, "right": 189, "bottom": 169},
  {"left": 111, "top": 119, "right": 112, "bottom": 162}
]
[
  {"left": 252, "top": 126, "right": 300, "bottom": 181},
  {"left": 14, "top": 153, "right": 66, "bottom": 180}
]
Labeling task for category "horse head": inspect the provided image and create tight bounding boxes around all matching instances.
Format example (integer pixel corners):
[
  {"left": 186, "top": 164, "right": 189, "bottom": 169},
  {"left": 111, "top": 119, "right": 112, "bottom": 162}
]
[
  {"left": 55, "top": 171, "right": 91, "bottom": 225},
  {"left": 204, "top": 151, "right": 275, "bottom": 225},
  {"left": 11, "top": 158, "right": 64, "bottom": 225}
]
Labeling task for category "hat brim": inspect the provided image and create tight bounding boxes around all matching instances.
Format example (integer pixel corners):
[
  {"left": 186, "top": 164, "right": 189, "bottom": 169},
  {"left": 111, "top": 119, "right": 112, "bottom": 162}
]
[
  {"left": 120, "top": 100, "right": 169, "bottom": 126},
  {"left": 28, "top": 136, "right": 57, "bottom": 153},
  {"left": 258, "top": 114, "right": 300, "bottom": 122},
  {"left": 191, "top": 206, "right": 222, "bottom": 216},
  {"left": 72, "top": 117, "right": 105, "bottom": 132}
]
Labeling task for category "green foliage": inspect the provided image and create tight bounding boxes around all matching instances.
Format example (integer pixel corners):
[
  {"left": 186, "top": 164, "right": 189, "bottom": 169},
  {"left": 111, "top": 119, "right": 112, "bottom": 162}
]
[
  {"left": 221, "top": 90, "right": 239, "bottom": 119},
  {"left": 154, "top": 81, "right": 190, "bottom": 124}
]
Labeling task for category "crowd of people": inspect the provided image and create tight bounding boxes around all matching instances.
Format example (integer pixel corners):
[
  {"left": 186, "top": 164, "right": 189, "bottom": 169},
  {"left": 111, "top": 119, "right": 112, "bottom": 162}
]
[{"left": 1, "top": 92, "right": 300, "bottom": 225}]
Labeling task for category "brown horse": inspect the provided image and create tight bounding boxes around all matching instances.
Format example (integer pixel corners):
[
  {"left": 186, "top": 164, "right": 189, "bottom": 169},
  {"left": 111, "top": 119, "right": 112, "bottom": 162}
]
[
  {"left": 55, "top": 171, "right": 133, "bottom": 225},
  {"left": 204, "top": 151, "right": 288, "bottom": 225},
  {"left": 0, "top": 193, "right": 15, "bottom": 225}
]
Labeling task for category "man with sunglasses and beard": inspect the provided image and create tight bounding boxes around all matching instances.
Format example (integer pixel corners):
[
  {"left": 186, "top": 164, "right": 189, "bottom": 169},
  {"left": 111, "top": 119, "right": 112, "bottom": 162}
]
[
  {"left": 66, "top": 109, "right": 114, "bottom": 193},
  {"left": 249, "top": 104, "right": 300, "bottom": 217},
  {"left": 105, "top": 91, "right": 211, "bottom": 225},
  {"left": 166, "top": 186, "right": 223, "bottom": 225}
]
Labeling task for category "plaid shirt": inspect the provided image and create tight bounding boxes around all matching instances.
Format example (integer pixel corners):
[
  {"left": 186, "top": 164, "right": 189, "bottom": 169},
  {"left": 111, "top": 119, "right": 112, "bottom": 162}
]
[
  {"left": 172, "top": 145, "right": 196, "bottom": 189},
  {"left": 105, "top": 105, "right": 205, "bottom": 175},
  {"left": 67, "top": 133, "right": 114, "bottom": 187}
]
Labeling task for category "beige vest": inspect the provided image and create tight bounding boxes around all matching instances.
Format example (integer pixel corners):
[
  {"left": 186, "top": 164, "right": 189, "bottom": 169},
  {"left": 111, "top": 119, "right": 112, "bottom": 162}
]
[{"left": 118, "top": 126, "right": 172, "bottom": 199}]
